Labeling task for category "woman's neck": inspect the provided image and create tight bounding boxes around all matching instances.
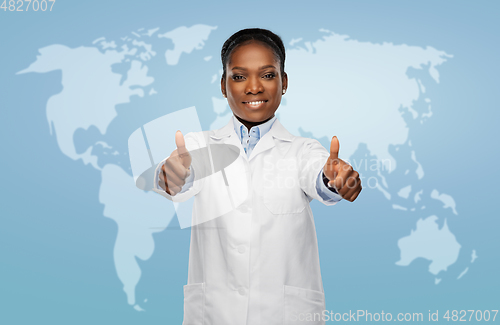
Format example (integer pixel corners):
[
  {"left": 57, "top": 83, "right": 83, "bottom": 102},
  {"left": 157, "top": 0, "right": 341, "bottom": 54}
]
[{"left": 234, "top": 114, "right": 275, "bottom": 131}]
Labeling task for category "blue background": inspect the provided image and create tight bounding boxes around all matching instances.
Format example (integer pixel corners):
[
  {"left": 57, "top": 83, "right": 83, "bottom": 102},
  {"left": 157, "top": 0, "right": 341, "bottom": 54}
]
[{"left": 1, "top": 0, "right": 499, "bottom": 324}]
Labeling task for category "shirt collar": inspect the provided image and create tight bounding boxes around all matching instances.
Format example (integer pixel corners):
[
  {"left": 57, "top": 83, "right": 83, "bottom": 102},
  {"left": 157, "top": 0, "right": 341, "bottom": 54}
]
[
  {"left": 210, "top": 114, "right": 294, "bottom": 142},
  {"left": 232, "top": 115, "right": 277, "bottom": 142}
]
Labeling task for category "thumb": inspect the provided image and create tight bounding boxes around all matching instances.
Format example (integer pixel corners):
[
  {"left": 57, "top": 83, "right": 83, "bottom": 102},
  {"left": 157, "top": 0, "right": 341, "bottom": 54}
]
[
  {"left": 175, "top": 130, "right": 186, "bottom": 152},
  {"left": 329, "top": 136, "right": 339, "bottom": 160},
  {"left": 175, "top": 130, "right": 191, "bottom": 168}
]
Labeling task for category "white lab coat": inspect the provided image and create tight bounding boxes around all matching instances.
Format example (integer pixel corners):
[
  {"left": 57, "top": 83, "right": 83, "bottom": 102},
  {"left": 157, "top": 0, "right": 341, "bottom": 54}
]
[{"left": 153, "top": 117, "right": 341, "bottom": 325}]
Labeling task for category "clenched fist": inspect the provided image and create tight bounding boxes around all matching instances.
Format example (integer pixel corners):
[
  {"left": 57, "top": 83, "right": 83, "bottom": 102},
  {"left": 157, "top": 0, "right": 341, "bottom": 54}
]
[
  {"left": 158, "top": 130, "right": 192, "bottom": 196},
  {"left": 323, "top": 136, "right": 362, "bottom": 202}
]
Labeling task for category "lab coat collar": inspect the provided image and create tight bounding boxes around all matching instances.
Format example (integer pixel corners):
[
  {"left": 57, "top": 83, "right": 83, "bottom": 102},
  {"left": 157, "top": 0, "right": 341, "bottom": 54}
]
[
  {"left": 210, "top": 117, "right": 236, "bottom": 140},
  {"left": 210, "top": 115, "right": 295, "bottom": 161},
  {"left": 269, "top": 117, "right": 295, "bottom": 142},
  {"left": 210, "top": 115, "right": 295, "bottom": 142}
]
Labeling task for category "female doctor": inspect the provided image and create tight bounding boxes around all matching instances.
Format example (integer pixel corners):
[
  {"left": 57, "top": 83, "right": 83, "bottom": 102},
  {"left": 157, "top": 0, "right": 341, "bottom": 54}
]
[{"left": 155, "top": 28, "right": 362, "bottom": 325}]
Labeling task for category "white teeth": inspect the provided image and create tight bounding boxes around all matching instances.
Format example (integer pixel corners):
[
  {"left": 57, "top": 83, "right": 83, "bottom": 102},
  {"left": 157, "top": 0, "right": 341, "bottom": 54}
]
[{"left": 246, "top": 101, "right": 265, "bottom": 104}]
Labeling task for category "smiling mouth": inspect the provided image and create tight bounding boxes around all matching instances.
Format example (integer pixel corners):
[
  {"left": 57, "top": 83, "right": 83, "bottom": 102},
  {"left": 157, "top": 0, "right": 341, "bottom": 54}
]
[{"left": 242, "top": 100, "right": 268, "bottom": 107}]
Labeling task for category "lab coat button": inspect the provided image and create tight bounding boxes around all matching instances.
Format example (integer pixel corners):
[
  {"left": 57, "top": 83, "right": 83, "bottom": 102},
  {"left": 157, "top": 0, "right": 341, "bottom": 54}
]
[
  {"left": 238, "top": 287, "right": 246, "bottom": 296},
  {"left": 237, "top": 246, "right": 246, "bottom": 254},
  {"left": 239, "top": 204, "right": 249, "bottom": 213}
]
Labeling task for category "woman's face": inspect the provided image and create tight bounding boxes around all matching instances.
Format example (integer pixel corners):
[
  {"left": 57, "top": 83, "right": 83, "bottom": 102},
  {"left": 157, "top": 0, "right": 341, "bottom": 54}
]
[{"left": 221, "top": 41, "right": 287, "bottom": 124}]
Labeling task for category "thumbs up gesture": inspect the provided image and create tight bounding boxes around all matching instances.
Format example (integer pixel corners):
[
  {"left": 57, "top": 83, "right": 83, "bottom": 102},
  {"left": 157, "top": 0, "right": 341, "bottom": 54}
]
[
  {"left": 323, "top": 136, "right": 362, "bottom": 202},
  {"left": 158, "top": 130, "right": 192, "bottom": 196}
]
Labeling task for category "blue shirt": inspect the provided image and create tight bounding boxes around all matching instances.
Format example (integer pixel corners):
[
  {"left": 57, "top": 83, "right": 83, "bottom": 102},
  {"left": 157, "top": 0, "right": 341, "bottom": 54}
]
[{"left": 233, "top": 115, "right": 278, "bottom": 158}]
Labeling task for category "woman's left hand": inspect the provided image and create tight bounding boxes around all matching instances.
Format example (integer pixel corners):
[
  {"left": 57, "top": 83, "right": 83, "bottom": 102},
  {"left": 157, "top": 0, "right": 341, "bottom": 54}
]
[{"left": 323, "top": 136, "right": 362, "bottom": 202}]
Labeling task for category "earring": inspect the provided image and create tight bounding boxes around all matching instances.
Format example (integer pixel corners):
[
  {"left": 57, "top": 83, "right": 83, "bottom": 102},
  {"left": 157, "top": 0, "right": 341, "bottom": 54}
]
[
  {"left": 282, "top": 89, "right": 286, "bottom": 94},
  {"left": 223, "top": 94, "right": 226, "bottom": 98}
]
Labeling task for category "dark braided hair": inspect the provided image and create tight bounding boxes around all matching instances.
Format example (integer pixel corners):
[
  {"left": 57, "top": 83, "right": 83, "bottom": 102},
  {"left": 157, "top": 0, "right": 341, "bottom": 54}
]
[{"left": 221, "top": 28, "right": 286, "bottom": 80}]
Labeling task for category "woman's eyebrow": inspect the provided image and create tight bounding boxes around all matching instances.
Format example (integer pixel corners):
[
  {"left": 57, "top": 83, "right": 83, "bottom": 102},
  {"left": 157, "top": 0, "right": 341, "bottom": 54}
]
[
  {"left": 231, "top": 65, "right": 277, "bottom": 71},
  {"left": 259, "top": 65, "right": 277, "bottom": 70}
]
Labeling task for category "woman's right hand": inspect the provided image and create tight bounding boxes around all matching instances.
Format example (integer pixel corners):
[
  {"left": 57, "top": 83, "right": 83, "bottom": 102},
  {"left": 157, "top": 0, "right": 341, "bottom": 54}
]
[{"left": 158, "top": 130, "right": 192, "bottom": 196}]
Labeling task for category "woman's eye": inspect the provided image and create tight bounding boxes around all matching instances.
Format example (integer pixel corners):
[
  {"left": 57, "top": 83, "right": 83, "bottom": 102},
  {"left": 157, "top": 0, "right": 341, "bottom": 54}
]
[
  {"left": 263, "top": 73, "right": 275, "bottom": 79},
  {"left": 232, "top": 75, "right": 244, "bottom": 80}
]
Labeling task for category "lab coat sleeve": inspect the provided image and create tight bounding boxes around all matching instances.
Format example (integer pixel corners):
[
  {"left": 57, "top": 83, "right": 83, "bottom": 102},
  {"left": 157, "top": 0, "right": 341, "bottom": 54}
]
[
  {"left": 315, "top": 169, "right": 343, "bottom": 203},
  {"left": 298, "top": 138, "right": 341, "bottom": 206},
  {"left": 152, "top": 132, "right": 204, "bottom": 202}
]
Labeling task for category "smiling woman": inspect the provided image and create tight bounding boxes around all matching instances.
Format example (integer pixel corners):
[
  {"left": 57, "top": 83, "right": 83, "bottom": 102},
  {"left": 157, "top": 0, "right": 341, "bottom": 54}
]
[
  {"left": 154, "top": 28, "right": 362, "bottom": 325},
  {"left": 220, "top": 29, "right": 288, "bottom": 131}
]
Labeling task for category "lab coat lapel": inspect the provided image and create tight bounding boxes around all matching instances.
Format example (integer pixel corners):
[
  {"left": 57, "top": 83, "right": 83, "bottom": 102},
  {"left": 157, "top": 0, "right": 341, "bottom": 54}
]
[
  {"left": 249, "top": 118, "right": 295, "bottom": 161},
  {"left": 204, "top": 118, "right": 249, "bottom": 219},
  {"left": 248, "top": 131, "right": 275, "bottom": 161},
  {"left": 209, "top": 117, "right": 245, "bottom": 158}
]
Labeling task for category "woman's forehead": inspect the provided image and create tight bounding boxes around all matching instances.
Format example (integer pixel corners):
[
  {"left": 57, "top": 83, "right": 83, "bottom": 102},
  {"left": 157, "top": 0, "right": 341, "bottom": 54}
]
[{"left": 228, "top": 41, "right": 280, "bottom": 68}]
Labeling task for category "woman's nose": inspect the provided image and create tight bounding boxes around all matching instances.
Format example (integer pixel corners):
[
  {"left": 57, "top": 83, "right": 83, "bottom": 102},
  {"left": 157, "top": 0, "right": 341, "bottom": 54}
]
[{"left": 245, "top": 76, "right": 264, "bottom": 94}]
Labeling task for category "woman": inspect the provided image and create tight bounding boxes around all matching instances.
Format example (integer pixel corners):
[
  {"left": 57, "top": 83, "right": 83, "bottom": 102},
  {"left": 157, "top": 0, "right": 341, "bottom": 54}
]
[{"left": 155, "top": 28, "right": 362, "bottom": 325}]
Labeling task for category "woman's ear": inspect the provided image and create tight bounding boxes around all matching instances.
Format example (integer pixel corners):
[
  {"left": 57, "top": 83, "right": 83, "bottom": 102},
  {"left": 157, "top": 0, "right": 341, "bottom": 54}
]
[
  {"left": 282, "top": 72, "right": 288, "bottom": 94},
  {"left": 220, "top": 77, "right": 227, "bottom": 98}
]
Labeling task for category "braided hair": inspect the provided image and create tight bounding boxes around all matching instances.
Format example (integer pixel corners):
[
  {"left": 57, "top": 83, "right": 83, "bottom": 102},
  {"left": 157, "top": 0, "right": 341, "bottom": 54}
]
[{"left": 221, "top": 28, "right": 286, "bottom": 80}]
